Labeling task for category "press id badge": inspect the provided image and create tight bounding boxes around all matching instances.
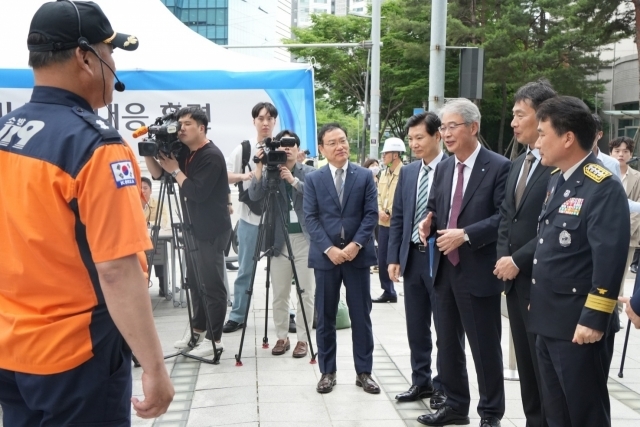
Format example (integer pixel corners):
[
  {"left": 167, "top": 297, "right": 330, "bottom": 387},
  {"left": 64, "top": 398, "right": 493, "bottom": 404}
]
[{"left": 290, "top": 210, "right": 299, "bottom": 224}]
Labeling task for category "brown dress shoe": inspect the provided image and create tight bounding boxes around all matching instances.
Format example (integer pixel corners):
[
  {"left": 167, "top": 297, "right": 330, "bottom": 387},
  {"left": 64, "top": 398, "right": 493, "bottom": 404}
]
[
  {"left": 355, "top": 373, "right": 380, "bottom": 394},
  {"left": 316, "top": 372, "right": 337, "bottom": 393},
  {"left": 292, "top": 341, "right": 308, "bottom": 358},
  {"left": 271, "top": 338, "right": 290, "bottom": 356}
]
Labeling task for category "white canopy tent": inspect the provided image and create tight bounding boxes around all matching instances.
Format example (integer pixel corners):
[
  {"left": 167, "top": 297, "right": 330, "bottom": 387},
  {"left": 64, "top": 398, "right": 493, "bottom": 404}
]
[{"left": 0, "top": 0, "right": 317, "bottom": 157}]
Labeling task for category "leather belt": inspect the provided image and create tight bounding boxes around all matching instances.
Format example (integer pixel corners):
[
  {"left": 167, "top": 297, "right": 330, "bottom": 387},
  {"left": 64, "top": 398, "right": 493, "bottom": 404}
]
[{"left": 410, "top": 242, "right": 426, "bottom": 253}]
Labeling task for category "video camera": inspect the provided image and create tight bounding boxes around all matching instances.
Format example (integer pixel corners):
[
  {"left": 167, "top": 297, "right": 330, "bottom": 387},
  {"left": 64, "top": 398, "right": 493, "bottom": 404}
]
[
  {"left": 254, "top": 136, "right": 297, "bottom": 168},
  {"left": 137, "top": 113, "right": 184, "bottom": 158}
]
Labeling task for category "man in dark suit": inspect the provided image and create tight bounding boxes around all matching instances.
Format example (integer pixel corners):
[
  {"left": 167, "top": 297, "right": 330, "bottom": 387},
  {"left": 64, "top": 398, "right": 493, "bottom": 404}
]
[
  {"left": 494, "top": 80, "right": 557, "bottom": 427},
  {"left": 418, "top": 99, "right": 510, "bottom": 427},
  {"left": 531, "top": 96, "right": 629, "bottom": 427},
  {"left": 387, "top": 112, "right": 445, "bottom": 406},
  {"left": 304, "top": 123, "right": 379, "bottom": 394}
]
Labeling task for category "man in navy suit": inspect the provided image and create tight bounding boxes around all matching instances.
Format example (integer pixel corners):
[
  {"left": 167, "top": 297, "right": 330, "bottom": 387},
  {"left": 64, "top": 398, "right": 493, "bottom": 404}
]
[
  {"left": 418, "top": 99, "right": 510, "bottom": 427},
  {"left": 494, "top": 80, "right": 556, "bottom": 427},
  {"left": 387, "top": 111, "right": 445, "bottom": 406},
  {"left": 304, "top": 123, "right": 379, "bottom": 394}
]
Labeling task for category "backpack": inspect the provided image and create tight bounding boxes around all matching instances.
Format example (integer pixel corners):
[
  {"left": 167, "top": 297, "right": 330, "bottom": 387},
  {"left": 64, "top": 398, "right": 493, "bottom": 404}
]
[{"left": 237, "top": 140, "right": 263, "bottom": 216}]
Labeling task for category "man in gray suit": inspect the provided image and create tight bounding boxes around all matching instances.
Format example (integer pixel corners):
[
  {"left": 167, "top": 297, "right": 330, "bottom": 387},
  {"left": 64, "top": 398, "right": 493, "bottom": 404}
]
[{"left": 249, "top": 130, "right": 316, "bottom": 358}]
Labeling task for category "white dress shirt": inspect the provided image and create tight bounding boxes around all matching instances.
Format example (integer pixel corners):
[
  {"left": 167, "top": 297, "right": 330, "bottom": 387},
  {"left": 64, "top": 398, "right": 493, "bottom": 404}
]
[
  {"left": 416, "top": 151, "right": 444, "bottom": 203},
  {"left": 448, "top": 142, "right": 482, "bottom": 226},
  {"left": 515, "top": 148, "right": 541, "bottom": 190}
]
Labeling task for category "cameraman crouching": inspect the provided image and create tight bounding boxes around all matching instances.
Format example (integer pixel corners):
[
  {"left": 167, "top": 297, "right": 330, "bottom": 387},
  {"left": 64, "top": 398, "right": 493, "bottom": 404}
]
[
  {"left": 249, "top": 130, "right": 316, "bottom": 357},
  {"left": 145, "top": 106, "right": 232, "bottom": 357}
]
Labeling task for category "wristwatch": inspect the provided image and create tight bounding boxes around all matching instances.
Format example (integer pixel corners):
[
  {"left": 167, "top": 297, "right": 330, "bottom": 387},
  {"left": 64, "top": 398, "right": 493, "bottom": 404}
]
[
  {"left": 463, "top": 230, "right": 470, "bottom": 244},
  {"left": 171, "top": 169, "right": 180, "bottom": 178}
]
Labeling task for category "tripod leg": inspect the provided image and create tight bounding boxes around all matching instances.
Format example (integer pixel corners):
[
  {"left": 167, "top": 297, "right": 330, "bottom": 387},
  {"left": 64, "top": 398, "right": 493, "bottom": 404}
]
[
  {"left": 618, "top": 318, "right": 632, "bottom": 378},
  {"left": 235, "top": 192, "right": 272, "bottom": 365},
  {"left": 263, "top": 256, "right": 272, "bottom": 349}
]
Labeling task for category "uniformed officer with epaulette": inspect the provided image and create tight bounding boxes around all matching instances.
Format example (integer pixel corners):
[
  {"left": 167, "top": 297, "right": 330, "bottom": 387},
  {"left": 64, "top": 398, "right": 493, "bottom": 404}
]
[
  {"left": 530, "top": 96, "right": 629, "bottom": 427},
  {"left": 0, "top": 1, "right": 173, "bottom": 425}
]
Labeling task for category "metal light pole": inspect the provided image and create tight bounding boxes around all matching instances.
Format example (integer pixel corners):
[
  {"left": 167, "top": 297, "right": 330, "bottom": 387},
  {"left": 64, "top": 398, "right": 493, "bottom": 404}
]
[
  {"left": 428, "top": 0, "right": 447, "bottom": 113},
  {"left": 369, "top": 0, "right": 381, "bottom": 159}
]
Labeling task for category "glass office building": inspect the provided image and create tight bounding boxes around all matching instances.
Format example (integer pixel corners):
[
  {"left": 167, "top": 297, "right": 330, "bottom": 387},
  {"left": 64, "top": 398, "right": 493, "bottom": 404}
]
[{"left": 160, "top": 0, "right": 228, "bottom": 45}]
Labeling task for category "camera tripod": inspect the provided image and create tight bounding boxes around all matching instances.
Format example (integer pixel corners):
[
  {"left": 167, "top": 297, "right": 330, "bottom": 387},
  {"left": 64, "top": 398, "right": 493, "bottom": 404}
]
[
  {"left": 234, "top": 166, "right": 316, "bottom": 366},
  {"left": 145, "top": 172, "right": 223, "bottom": 365}
]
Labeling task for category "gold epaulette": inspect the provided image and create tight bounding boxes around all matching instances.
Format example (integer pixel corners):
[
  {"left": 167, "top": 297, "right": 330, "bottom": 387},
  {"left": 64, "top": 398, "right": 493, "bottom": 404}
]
[
  {"left": 550, "top": 168, "right": 560, "bottom": 174},
  {"left": 584, "top": 294, "right": 616, "bottom": 313},
  {"left": 584, "top": 163, "right": 612, "bottom": 183}
]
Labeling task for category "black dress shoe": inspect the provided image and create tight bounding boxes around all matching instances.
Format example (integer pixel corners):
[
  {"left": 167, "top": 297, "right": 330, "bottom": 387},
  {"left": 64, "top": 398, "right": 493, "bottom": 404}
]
[
  {"left": 479, "top": 417, "right": 501, "bottom": 427},
  {"left": 430, "top": 389, "right": 447, "bottom": 410},
  {"left": 222, "top": 320, "right": 244, "bottom": 333},
  {"left": 417, "top": 405, "right": 470, "bottom": 426},
  {"left": 355, "top": 373, "right": 381, "bottom": 394},
  {"left": 316, "top": 372, "right": 336, "bottom": 393},
  {"left": 372, "top": 294, "right": 398, "bottom": 303},
  {"left": 226, "top": 262, "right": 239, "bottom": 271},
  {"left": 631, "top": 264, "right": 638, "bottom": 274},
  {"left": 396, "top": 384, "right": 435, "bottom": 401}
]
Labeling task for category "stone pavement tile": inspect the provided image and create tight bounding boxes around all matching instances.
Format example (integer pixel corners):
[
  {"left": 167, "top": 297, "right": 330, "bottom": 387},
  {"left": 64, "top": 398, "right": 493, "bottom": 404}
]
[
  {"left": 258, "top": 385, "right": 324, "bottom": 403},
  {"left": 258, "top": 401, "right": 331, "bottom": 423},
  {"left": 195, "top": 371, "right": 257, "bottom": 390},
  {"left": 130, "top": 415, "right": 154, "bottom": 426},
  {"left": 198, "top": 357, "right": 256, "bottom": 375},
  {"left": 509, "top": 419, "right": 527, "bottom": 427},
  {"left": 610, "top": 420, "right": 640, "bottom": 426},
  {"left": 257, "top": 368, "right": 317, "bottom": 386},
  {"left": 321, "top": 386, "right": 390, "bottom": 403},
  {"left": 326, "top": 400, "right": 401, "bottom": 421},
  {"left": 610, "top": 398, "right": 640, "bottom": 419},
  {"left": 260, "top": 423, "right": 326, "bottom": 427},
  {"left": 187, "top": 403, "right": 258, "bottom": 426},
  {"left": 332, "top": 421, "right": 407, "bottom": 427},
  {"left": 503, "top": 399, "right": 527, "bottom": 419},
  {"left": 257, "top": 354, "right": 319, "bottom": 371},
  {"left": 191, "top": 385, "right": 257, "bottom": 408}
]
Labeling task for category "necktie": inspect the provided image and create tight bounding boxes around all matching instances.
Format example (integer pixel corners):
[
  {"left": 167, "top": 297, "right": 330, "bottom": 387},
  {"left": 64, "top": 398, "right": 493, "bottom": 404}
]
[
  {"left": 515, "top": 152, "right": 535, "bottom": 208},
  {"left": 555, "top": 173, "right": 565, "bottom": 196},
  {"left": 447, "top": 162, "right": 466, "bottom": 266},
  {"left": 412, "top": 165, "right": 431, "bottom": 243},
  {"left": 335, "top": 168, "right": 345, "bottom": 238}
]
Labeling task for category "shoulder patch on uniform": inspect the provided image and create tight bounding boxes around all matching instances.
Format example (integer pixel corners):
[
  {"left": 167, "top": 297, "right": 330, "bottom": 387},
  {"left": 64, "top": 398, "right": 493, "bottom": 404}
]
[
  {"left": 72, "top": 107, "right": 122, "bottom": 141},
  {"left": 550, "top": 168, "right": 560, "bottom": 174},
  {"left": 584, "top": 163, "right": 612, "bottom": 183},
  {"left": 110, "top": 161, "right": 137, "bottom": 188}
]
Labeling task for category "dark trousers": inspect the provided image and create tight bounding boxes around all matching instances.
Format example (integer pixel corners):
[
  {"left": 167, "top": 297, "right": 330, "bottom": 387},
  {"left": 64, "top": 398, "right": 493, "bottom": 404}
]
[
  {"left": 506, "top": 284, "right": 547, "bottom": 427},
  {"left": 632, "top": 248, "right": 640, "bottom": 267},
  {"left": 433, "top": 258, "right": 505, "bottom": 418},
  {"left": 0, "top": 333, "right": 131, "bottom": 427},
  {"left": 536, "top": 335, "right": 610, "bottom": 427},
  {"left": 190, "top": 229, "right": 231, "bottom": 341},
  {"left": 315, "top": 263, "right": 373, "bottom": 374},
  {"left": 377, "top": 225, "right": 396, "bottom": 297},
  {"left": 403, "top": 245, "right": 439, "bottom": 388}
]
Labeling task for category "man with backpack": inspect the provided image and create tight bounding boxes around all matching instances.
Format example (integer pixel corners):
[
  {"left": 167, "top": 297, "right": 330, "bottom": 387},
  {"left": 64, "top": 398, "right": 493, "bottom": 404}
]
[{"left": 224, "top": 102, "right": 278, "bottom": 332}]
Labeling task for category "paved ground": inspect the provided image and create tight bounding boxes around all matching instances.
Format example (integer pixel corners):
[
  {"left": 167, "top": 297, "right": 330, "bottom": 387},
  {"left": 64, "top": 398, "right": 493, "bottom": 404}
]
[{"left": 132, "top": 259, "right": 640, "bottom": 427}]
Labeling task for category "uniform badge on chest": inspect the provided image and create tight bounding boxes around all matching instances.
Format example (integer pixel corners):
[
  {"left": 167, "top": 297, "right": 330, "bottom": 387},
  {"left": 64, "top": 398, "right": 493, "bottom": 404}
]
[{"left": 559, "top": 230, "right": 571, "bottom": 247}]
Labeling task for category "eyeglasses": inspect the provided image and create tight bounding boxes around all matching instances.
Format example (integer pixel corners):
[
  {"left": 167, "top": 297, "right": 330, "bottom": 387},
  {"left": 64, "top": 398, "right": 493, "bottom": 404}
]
[
  {"left": 323, "top": 139, "right": 349, "bottom": 148},
  {"left": 438, "top": 122, "right": 468, "bottom": 133}
]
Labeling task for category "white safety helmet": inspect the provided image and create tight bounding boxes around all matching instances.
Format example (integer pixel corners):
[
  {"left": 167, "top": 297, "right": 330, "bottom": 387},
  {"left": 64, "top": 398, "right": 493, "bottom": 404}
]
[{"left": 381, "top": 137, "right": 406, "bottom": 154}]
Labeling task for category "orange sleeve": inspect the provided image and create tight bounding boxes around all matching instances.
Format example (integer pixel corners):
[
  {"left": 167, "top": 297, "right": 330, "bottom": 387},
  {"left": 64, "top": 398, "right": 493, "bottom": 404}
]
[
  {"left": 137, "top": 251, "right": 149, "bottom": 280},
  {"left": 75, "top": 143, "right": 152, "bottom": 263}
]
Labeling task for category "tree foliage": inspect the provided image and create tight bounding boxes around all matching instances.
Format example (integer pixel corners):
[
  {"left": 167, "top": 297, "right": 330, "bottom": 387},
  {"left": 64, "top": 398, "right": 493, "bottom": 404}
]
[{"left": 289, "top": 0, "right": 635, "bottom": 155}]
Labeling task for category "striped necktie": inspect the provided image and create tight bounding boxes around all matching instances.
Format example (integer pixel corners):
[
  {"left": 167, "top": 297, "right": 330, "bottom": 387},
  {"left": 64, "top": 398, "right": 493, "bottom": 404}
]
[{"left": 412, "top": 165, "right": 431, "bottom": 243}]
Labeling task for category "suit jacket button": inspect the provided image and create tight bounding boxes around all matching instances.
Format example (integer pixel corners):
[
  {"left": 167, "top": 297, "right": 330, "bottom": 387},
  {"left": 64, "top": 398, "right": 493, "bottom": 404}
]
[
  {"left": 572, "top": 288, "right": 577, "bottom": 293},
  {"left": 533, "top": 259, "right": 537, "bottom": 264},
  {"left": 563, "top": 222, "right": 567, "bottom": 227},
  {"left": 514, "top": 219, "right": 517, "bottom": 223},
  {"left": 532, "top": 279, "right": 536, "bottom": 284},
  {"left": 539, "top": 238, "right": 543, "bottom": 244},
  {"left": 545, "top": 219, "right": 549, "bottom": 225}
]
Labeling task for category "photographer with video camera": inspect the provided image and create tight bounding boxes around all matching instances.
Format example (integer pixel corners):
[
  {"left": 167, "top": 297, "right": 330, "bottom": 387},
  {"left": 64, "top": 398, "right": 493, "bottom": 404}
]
[
  {"left": 144, "top": 106, "right": 232, "bottom": 358},
  {"left": 249, "top": 130, "right": 316, "bottom": 357}
]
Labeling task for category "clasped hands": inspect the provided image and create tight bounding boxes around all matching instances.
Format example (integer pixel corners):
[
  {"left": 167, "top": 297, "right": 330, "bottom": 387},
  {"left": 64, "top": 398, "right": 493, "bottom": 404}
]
[
  {"left": 327, "top": 242, "right": 360, "bottom": 265},
  {"left": 417, "top": 212, "right": 465, "bottom": 255}
]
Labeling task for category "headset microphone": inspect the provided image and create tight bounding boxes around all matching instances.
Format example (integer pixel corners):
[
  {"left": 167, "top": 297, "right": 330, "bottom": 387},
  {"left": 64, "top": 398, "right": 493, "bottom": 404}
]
[{"left": 78, "top": 37, "right": 126, "bottom": 92}]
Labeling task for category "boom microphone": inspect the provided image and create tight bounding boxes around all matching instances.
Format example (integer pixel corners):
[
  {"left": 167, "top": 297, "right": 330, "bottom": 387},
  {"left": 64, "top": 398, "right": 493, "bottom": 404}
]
[
  {"left": 133, "top": 126, "right": 148, "bottom": 138},
  {"left": 627, "top": 157, "right": 639, "bottom": 164},
  {"left": 78, "top": 39, "right": 126, "bottom": 92}
]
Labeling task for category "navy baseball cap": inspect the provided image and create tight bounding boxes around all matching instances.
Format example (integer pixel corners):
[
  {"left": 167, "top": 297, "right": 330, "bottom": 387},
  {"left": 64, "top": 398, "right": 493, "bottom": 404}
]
[{"left": 28, "top": 1, "right": 139, "bottom": 52}]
